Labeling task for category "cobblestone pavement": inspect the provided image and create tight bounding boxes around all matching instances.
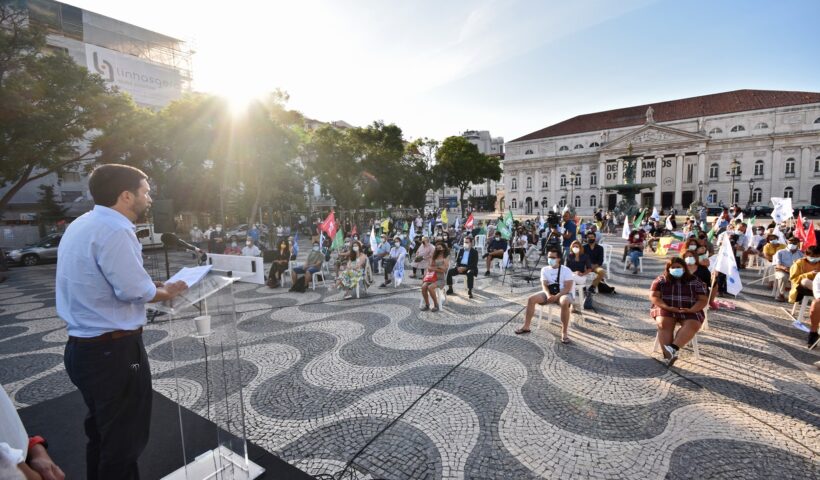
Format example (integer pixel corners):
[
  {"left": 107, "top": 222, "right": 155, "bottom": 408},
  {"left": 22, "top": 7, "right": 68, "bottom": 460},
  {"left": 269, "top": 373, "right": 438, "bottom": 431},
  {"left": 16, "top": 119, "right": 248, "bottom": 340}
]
[{"left": 1, "top": 237, "right": 819, "bottom": 479}]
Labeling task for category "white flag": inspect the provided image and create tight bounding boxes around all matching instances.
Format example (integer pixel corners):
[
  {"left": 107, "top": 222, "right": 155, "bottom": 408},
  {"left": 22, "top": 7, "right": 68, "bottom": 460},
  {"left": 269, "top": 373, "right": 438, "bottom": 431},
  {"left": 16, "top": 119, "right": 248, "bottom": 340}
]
[
  {"left": 771, "top": 197, "right": 793, "bottom": 223},
  {"left": 394, "top": 252, "right": 405, "bottom": 286},
  {"left": 408, "top": 222, "right": 416, "bottom": 242},
  {"left": 369, "top": 226, "right": 378, "bottom": 253},
  {"left": 622, "top": 216, "right": 632, "bottom": 240},
  {"left": 772, "top": 225, "right": 787, "bottom": 244},
  {"left": 714, "top": 233, "right": 742, "bottom": 296},
  {"left": 650, "top": 207, "right": 660, "bottom": 221},
  {"left": 665, "top": 217, "right": 674, "bottom": 231},
  {"left": 538, "top": 214, "right": 545, "bottom": 231},
  {"left": 502, "top": 245, "right": 511, "bottom": 269},
  {"left": 454, "top": 217, "right": 460, "bottom": 231},
  {"left": 735, "top": 212, "right": 743, "bottom": 221}
]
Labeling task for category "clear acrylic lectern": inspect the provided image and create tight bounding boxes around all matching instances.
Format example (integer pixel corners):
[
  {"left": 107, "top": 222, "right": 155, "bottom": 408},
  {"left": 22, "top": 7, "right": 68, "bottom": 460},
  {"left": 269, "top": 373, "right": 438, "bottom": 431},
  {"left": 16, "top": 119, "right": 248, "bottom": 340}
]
[{"left": 148, "top": 272, "right": 264, "bottom": 480}]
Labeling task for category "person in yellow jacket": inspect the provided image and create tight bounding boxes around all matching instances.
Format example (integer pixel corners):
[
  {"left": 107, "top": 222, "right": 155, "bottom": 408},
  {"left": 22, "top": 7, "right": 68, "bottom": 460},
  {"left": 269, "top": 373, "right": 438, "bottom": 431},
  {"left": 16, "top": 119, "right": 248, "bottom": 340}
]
[{"left": 788, "top": 245, "right": 820, "bottom": 304}]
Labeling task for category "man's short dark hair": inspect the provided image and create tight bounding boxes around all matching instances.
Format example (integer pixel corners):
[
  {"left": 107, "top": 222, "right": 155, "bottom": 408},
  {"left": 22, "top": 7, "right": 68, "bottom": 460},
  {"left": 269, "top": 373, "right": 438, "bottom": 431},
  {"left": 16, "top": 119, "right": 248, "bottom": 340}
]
[
  {"left": 806, "top": 245, "right": 819, "bottom": 256},
  {"left": 546, "top": 247, "right": 561, "bottom": 257},
  {"left": 88, "top": 164, "right": 148, "bottom": 207}
]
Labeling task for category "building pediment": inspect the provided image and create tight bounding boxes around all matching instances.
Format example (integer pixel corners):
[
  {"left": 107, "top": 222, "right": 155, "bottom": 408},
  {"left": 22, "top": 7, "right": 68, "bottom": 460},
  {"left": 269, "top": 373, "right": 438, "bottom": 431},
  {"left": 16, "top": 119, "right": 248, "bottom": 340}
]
[{"left": 603, "top": 124, "right": 708, "bottom": 152}]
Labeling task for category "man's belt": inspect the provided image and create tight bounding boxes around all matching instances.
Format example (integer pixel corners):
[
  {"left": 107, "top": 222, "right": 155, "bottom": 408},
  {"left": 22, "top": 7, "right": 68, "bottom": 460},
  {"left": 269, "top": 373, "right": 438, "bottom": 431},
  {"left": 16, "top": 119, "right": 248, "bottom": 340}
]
[{"left": 69, "top": 327, "right": 143, "bottom": 343}]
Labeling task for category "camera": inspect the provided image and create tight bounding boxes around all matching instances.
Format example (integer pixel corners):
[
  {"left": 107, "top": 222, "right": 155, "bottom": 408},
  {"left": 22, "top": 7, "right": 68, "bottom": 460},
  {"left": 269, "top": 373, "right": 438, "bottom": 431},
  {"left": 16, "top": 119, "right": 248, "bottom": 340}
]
[{"left": 546, "top": 211, "right": 561, "bottom": 228}]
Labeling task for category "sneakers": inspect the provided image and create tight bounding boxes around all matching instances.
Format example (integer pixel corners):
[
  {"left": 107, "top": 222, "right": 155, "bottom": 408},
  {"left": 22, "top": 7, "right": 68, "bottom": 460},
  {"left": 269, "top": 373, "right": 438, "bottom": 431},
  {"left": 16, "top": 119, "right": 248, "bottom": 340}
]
[
  {"left": 446, "top": 288, "right": 455, "bottom": 295},
  {"left": 468, "top": 290, "right": 473, "bottom": 299},
  {"left": 662, "top": 345, "right": 679, "bottom": 368},
  {"left": 484, "top": 270, "right": 490, "bottom": 276},
  {"left": 420, "top": 304, "right": 430, "bottom": 311},
  {"left": 380, "top": 280, "right": 391, "bottom": 288},
  {"left": 431, "top": 306, "right": 439, "bottom": 312},
  {"left": 808, "top": 331, "right": 819, "bottom": 348}
]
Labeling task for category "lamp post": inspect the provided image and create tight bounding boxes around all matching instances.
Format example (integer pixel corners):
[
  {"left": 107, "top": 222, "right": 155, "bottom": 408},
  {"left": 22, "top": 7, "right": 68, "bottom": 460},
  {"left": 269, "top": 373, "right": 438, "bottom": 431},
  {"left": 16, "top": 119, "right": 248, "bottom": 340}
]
[
  {"left": 569, "top": 171, "right": 577, "bottom": 210},
  {"left": 698, "top": 180, "right": 704, "bottom": 203},
  {"left": 747, "top": 178, "right": 755, "bottom": 208},
  {"left": 726, "top": 157, "right": 741, "bottom": 207}
]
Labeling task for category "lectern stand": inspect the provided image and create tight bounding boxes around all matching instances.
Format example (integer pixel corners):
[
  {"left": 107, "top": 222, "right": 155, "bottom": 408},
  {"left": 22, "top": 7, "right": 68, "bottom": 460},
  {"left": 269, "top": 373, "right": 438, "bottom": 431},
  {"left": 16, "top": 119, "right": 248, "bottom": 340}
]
[{"left": 148, "top": 272, "right": 264, "bottom": 480}]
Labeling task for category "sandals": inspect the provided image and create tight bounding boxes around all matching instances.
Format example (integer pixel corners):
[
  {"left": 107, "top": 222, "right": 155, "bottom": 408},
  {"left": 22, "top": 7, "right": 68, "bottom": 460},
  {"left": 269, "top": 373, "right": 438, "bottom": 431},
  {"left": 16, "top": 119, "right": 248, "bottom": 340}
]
[
  {"left": 560, "top": 336, "right": 571, "bottom": 344},
  {"left": 514, "top": 327, "right": 531, "bottom": 334}
]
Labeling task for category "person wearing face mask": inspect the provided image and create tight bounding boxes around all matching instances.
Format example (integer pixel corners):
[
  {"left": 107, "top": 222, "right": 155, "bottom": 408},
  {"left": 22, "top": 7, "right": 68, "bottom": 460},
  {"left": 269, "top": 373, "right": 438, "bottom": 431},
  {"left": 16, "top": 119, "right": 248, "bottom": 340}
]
[
  {"left": 626, "top": 230, "right": 644, "bottom": 274},
  {"left": 241, "top": 239, "right": 261, "bottom": 257},
  {"left": 772, "top": 237, "right": 803, "bottom": 302},
  {"left": 762, "top": 229, "right": 784, "bottom": 262},
  {"left": 287, "top": 235, "right": 299, "bottom": 261},
  {"left": 410, "top": 236, "right": 434, "bottom": 279},
  {"left": 446, "top": 236, "right": 478, "bottom": 298},
  {"left": 650, "top": 256, "right": 709, "bottom": 367},
  {"left": 582, "top": 233, "right": 606, "bottom": 293},
  {"left": 370, "top": 234, "right": 390, "bottom": 275},
  {"left": 787, "top": 245, "right": 820, "bottom": 306},
  {"left": 266, "top": 239, "right": 291, "bottom": 288},
  {"left": 565, "top": 240, "right": 592, "bottom": 305},
  {"left": 380, "top": 237, "right": 407, "bottom": 287},
  {"left": 420, "top": 243, "right": 450, "bottom": 312},
  {"left": 291, "top": 242, "right": 325, "bottom": 292},
  {"left": 682, "top": 250, "right": 711, "bottom": 290},
  {"left": 224, "top": 235, "right": 242, "bottom": 255},
  {"left": 209, "top": 223, "right": 226, "bottom": 254},
  {"left": 338, "top": 241, "right": 368, "bottom": 299},
  {"left": 484, "top": 232, "right": 508, "bottom": 276},
  {"left": 515, "top": 247, "right": 575, "bottom": 343}
]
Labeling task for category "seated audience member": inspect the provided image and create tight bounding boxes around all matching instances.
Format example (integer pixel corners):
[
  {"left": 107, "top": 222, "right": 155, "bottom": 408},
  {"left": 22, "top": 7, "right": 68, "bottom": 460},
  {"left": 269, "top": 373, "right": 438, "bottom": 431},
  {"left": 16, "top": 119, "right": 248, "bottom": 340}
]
[
  {"left": 420, "top": 243, "right": 450, "bottom": 312},
  {"left": 515, "top": 247, "right": 575, "bottom": 343},
  {"left": 683, "top": 250, "right": 711, "bottom": 289},
  {"left": 650, "top": 257, "right": 709, "bottom": 367},
  {"left": 1, "top": 383, "right": 65, "bottom": 480},
  {"left": 410, "top": 236, "right": 434, "bottom": 279},
  {"left": 511, "top": 229, "right": 528, "bottom": 263},
  {"left": 241, "top": 239, "right": 261, "bottom": 257},
  {"left": 565, "top": 240, "right": 592, "bottom": 294},
  {"left": 370, "top": 234, "right": 390, "bottom": 274},
  {"left": 287, "top": 235, "right": 299, "bottom": 260},
  {"left": 447, "top": 236, "right": 478, "bottom": 298},
  {"left": 290, "top": 241, "right": 324, "bottom": 292},
  {"left": 224, "top": 235, "right": 242, "bottom": 255},
  {"left": 808, "top": 273, "right": 820, "bottom": 348},
  {"left": 484, "top": 232, "right": 508, "bottom": 275},
  {"left": 761, "top": 229, "right": 783, "bottom": 262},
  {"left": 625, "top": 229, "right": 644, "bottom": 274},
  {"left": 380, "top": 236, "right": 407, "bottom": 287},
  {"left": 337, "top": 240, "right": 368, "bottom": 299},
  {"left": 788, "top": 245, "right": 820, "bottom": 305},
  {"left": 582, "top": 232, "right": 606, "bottom": 293},
  {"left": 267, "top": 239, "right": 291, "bottom": 288},
  {"left": 773, "top": 237, "right": 803, "bottom": 302}
]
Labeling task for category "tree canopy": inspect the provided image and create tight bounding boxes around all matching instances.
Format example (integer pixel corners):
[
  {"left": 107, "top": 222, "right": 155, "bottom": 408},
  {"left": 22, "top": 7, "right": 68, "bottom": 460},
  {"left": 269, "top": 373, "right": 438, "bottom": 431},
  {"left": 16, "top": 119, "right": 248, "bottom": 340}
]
[{"left": 434, "top": 136, "right": 502, "bottom": 216}]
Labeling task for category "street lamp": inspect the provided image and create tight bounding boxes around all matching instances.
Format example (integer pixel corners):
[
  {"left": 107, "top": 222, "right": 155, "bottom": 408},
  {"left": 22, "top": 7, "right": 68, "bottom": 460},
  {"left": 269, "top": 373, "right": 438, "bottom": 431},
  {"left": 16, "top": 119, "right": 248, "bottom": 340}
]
[
  {"left": 697, "top": 180, "right": 704, "bottom": 203},
  {"left": 569, "top": 171, "right": 577, "bottom": 209},
  {"left": 747, "top": 178, "right": 755, "bottom": 208},
  {"left": 726, "top": 157, "right": 741, "bottom": 206}
]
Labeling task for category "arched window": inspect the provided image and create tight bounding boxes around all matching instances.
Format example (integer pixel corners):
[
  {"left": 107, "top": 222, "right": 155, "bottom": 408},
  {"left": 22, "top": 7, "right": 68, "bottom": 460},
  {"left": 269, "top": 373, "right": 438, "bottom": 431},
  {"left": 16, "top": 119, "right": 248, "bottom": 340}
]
[
  {"left": 754, "top": 122, "right": 769, "bottom": 129},
  {"left": 526, "top": 177, "right": 532, "bottom": 189},
  {"left": 730, "top": 125, "right": 745, "bottom": 132},
  {"left": 511, "top": 198, "right": 518, "bottom": 209},
  {"left": 559, "top": 196, "right": 566, "bottom": 207},
  {"left": 559, "top": 146, "right": 569, "bottom": 151},
  {"left": 709, "top": 127, "right": 723, "bottom": 135},
  {"left": 574, "top": 144, "right": 584, "bottom": 150},
  {"left": 752, "top": 188, "right": 762, "bottom": 203},
  {"left": 785, "top": 157, "right": 796, "bottom": 175},
  {"left": 511, "top": 178, "right": 517, "bottom": 190},
  {"left": 589, "top": 142, "right": 600, "bottom": 148},
  {"left": 525, "top": 149, "right": 534, "bottom": 155},
  {"left": 541, "top": 178, "right": 548, "bottom": 188},
  {"left": 534, "top": 201, "right": 539, "bottom": 208},
  {"left": 574, "top": 196, "right": 581, "bottom": 207},
  {"left": 560, "top": 174, "right": 567, "bottom": 187},
  {"left": 589, "top": 195, "right": 597, "bottom": 207},
  {"left": 754, "top": 160, "right": 764, "bottom": 176},
  {"left": 732, "top": 189, "right": 740, "bottom": 203},
  {"left": 590, "top": 172, "right": 597, "bottom": 186},
  {"left": 574, "top": 175, "right": 581, "bottom": 186},
  {"left": 815, "top": 156, "right": 820, "bottom": 173},
  {"left": 707, "top": 190, "right": 718, "bottom": 204},
  {"left": 542, "top": 197, "right": 548, "bottom": 207},
  {"left": 709, "top": 163, "right": 719, "bottom": 179},
  {"left": 783, "top": 187, "right": 794, "bottom": 199}
]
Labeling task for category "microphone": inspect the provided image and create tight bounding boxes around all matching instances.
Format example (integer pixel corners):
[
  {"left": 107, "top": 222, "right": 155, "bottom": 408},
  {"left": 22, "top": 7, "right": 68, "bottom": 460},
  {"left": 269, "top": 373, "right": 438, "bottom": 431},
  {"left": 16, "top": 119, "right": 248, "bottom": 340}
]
[{"left": 160, "top": 233, "right": 207, "bottom": 260}]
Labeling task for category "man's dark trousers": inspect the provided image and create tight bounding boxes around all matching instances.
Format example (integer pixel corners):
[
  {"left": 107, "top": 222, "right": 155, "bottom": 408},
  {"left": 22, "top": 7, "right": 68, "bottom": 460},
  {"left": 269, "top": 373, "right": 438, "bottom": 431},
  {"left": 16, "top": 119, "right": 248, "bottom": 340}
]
[
  {"left": 65, "top": 333, "right": 152, "bottom": 480},
  {"left": 446, "top": 267, "right": 474, "bottom": 290}
]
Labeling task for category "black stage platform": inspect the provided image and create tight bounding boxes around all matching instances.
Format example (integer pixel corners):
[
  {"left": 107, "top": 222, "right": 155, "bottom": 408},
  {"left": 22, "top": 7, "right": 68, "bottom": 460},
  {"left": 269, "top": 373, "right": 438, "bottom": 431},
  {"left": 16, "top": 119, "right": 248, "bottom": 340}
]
[{"left": 17, "top": 390, "right": 314, "bottom": 479}]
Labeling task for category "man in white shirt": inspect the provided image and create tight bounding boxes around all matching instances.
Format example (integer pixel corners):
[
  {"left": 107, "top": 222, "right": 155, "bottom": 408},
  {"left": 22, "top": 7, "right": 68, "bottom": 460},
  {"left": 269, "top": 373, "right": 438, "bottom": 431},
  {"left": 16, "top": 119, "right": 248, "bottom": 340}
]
[
  {"left": 241, "top": 239, "right": 261, "bottom": 257},
  {"left": 773, "top": 237, "right": 803, "bottom": 302},
  {"left": 515, "top": 247, "right": 575, "bottom": 343}
]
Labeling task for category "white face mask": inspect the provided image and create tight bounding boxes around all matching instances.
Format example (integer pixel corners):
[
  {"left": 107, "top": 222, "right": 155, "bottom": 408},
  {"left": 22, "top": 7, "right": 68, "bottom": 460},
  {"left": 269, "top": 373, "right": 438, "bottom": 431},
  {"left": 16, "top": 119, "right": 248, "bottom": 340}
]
[
  {"left": 313, "top": 246, "right": 320, "bottom": 251},
  {"left": 231, "top": 242, "right": 237, "bottom": 247},
  {"left": 548, "top": 258, "right": 558, "bottom": 267},
  {"left": 464, "top": 243, "right": 471, "bottom": 249},
  {"left": 246, "top": 242, "right": 252, "bottom": 247},
  {"left": 216, "top": 227, "right": 222, "bottom": 232},
  {"left": 352, "top": 246, "right": 359, "bottom": 252},
  {"left": 685, "top": 257, "right": 696, "bottom": 265},
  {"left": 394, "top": 242, "right": 400, "bottom": 247},
  {"left": 788, "top": 244, "right": 798, "bottom": 251},
  {"left": 571, "top": 247, "right": 580, "bottom": 254}
]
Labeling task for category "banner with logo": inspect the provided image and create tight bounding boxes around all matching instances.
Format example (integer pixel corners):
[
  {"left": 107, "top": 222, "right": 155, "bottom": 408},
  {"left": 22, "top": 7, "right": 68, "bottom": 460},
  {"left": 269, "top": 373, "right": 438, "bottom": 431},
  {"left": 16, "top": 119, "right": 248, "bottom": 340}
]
[{"left": 85, "top": 44, "right": 182, "bottom": 107}]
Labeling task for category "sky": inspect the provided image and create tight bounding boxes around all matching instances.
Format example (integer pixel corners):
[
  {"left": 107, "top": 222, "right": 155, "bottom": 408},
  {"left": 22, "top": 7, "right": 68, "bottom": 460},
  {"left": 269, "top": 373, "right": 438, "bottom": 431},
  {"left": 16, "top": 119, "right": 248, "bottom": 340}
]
[{"left": 67, "top": 0, "right": 820, "bottom": 142}]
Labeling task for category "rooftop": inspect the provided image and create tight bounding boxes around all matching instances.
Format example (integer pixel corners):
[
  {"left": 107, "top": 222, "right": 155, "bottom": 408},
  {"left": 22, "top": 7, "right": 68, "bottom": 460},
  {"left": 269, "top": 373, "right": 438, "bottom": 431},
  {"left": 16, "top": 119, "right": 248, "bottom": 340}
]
[{"left": 511, "top": 89, "right": 820, "bottom": 143}]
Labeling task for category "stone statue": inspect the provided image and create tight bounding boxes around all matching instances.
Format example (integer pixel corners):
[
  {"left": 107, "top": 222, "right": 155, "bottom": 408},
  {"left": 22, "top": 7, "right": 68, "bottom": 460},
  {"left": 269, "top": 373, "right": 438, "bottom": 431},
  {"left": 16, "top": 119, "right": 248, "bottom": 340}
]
[
  {"left": 697, "top": 117, "right": 704, "bottom": 132},
  {"left": 645, "top": 106, "right": 655, "bottom": 124},
  {"left": 624, "top": 158, "right": 636, "bottom": 184}
]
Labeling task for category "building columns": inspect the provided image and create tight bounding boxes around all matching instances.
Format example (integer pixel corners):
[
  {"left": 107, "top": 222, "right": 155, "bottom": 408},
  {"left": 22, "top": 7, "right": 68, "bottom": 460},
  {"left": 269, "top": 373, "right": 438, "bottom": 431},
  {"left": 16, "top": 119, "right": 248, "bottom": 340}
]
[
  {"left": 654, "top": 155, "right": 663, "bottom": 208},
  {"left": 616, "top": 158, "right": 624, "bottom": 204},
  {"left": 771, "top": 148, "right": 782, "bottom": 200},
  {"left": 674, "top": 154, "right": 684, "bottom": 209},
  {"left": 800, "top": 146, "right": 811, "bottom": 202},
  {"left": 635, "top": 157, "right": 643, "bottom": 205},
  {"left": 697, "top": 152, "right": 706, "bottom": 185}
]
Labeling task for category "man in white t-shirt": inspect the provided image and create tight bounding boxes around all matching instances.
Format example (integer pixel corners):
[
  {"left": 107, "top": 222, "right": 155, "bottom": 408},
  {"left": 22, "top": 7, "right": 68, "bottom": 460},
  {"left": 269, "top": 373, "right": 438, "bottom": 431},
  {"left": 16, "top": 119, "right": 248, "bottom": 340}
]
[{"left": 515, "top": 247, "right": 575, "bottom": 343}]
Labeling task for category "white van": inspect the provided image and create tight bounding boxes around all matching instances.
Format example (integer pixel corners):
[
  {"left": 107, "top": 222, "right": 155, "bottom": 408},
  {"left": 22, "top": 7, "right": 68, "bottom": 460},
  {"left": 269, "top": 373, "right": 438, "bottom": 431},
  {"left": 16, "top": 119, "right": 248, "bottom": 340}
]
[{"left": 136, "top": 223, "right": 164, "bottom": 249}]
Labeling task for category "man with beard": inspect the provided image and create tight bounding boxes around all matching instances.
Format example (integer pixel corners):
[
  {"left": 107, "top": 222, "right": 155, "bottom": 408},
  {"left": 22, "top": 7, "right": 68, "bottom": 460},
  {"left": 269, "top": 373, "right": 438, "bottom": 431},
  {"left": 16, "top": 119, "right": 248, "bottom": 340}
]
[{"left": 56, "top": 164, "right": 187, "bottom": 479}]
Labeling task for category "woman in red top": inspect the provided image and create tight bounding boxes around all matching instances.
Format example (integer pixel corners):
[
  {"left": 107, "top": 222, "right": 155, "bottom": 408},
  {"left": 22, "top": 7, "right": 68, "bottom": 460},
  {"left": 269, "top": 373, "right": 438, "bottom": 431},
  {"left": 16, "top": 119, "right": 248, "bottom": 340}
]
[{"left": 649, "top": 256, "right": 708, "bottom": 367}]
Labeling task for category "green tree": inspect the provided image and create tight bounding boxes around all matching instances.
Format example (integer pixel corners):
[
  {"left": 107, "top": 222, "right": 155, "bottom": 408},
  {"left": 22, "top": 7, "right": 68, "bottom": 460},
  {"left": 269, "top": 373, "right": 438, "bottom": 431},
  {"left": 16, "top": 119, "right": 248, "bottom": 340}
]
[
  {"left": 36, "top": 184, "right": 67, "bottom": 225},
  {"left": 434, "top": 136, "right": 502, "bottom": 217},
  {"left": 0, "top": 2, "right": 143, "bottom": 215}
]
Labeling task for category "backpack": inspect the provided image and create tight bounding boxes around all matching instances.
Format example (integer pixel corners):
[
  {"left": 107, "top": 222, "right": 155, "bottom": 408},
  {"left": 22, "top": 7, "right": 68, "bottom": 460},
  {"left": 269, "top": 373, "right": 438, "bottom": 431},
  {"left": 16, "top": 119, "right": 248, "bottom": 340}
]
[
  {"left": 583, "top": 290, "right": 594, "bottom": 310},
  {"left": 597, "top": 281, "right": 616, "bottom": 294}
]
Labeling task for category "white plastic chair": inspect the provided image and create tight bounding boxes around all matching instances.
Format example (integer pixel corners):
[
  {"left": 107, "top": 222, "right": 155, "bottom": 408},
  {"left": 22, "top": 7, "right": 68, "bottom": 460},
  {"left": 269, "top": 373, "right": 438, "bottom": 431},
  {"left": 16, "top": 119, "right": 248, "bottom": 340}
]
[
  {"left": 355, "top": 262, "right": 373, "bottom": 299},
  {"left": 311, "top": 262, "right": 328, "bottom": 290},
  {"left": 792, "top": 296, "right": 811, "bottom": 324},
  {"left": 281, "top": 260, "right": 293, "bottom": 287},
  {"left": 760, "top": 259, "right": 773, "bottom": 278},
  {"left": 624, "top": 253, "right": 644, "bottom": 273},
  {"left": 474, "top": 234, "right": 487, "bottom": 255},
  {"left": 601, "top": 244, "right": 613, "bottom": 277}
]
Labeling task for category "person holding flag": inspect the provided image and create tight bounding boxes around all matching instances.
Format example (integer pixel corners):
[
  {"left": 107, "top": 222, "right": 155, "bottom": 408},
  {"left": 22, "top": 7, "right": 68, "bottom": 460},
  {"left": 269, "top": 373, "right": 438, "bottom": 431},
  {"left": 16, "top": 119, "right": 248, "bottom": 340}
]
[{"left": 649, "top": 256, "right": 709, "bottom": 367}]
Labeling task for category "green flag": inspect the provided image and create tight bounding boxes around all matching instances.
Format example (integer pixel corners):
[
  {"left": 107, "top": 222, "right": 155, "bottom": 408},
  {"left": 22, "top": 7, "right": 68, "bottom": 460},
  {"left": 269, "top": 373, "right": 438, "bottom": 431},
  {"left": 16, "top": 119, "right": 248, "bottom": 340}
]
[
  {"left": 331, "top": 229, "right": 344, "bottom": 250},
  {"left": 746, "top": 216, "right": 756, "bottom": 229},
  {"left": 707, "top": 224, "right": 716, "bottom": 243},
  {"left": 504, "top": 210, "right": 514, "bottom": 228},
  {"left": 633, "top": 209, "right": 646, "bottom": 228},
  {"left": 497, "top": 220, "right": 511, "bottom": 240}
]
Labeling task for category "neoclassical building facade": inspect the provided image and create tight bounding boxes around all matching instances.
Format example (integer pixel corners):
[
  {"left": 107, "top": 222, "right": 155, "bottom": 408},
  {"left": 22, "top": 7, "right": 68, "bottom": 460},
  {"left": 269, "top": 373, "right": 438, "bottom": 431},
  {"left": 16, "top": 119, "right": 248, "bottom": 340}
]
[{"left": 502, "top": 90, "right": 820, "bottom": 217}]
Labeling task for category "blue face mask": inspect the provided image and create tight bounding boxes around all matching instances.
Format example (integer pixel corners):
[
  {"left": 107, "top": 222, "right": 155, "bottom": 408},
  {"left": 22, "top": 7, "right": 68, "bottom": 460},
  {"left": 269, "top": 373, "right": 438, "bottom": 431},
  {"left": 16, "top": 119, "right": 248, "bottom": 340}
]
[
  {"left": 669, "top": 268, "right": 685, "bottom": 278},
  {"left": 548, "top": 258, "right": 558, "bottom": 267}
]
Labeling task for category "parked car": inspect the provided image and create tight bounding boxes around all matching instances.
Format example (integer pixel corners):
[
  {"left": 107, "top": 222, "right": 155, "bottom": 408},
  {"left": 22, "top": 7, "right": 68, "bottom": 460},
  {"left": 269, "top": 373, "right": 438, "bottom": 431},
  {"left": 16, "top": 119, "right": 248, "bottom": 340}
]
[
  {"left": 743, "top": 205, "right": 774, "bottom": 217},
  {"left": 794, "top": 205, "right": 820, "bottom": 218},
  {"left": 705, "top": 207, "right": 724, "bottom": 216},
  {"left": 135, "top": 223, "right": 164, "bottom": 249},
  {"left": 5, "top": 233, "right": 62, "bottom": 266},
  {"left": 226, "top": 224, "right": 269, "bottom": 241}
]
